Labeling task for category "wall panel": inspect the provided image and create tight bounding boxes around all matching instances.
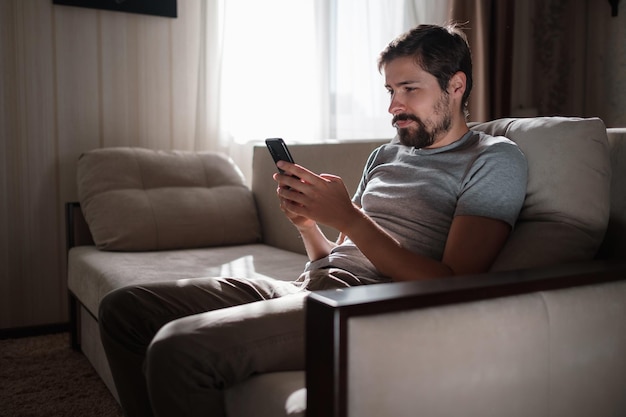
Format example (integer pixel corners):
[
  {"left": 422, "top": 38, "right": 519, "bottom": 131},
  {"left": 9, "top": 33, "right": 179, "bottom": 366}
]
[
  {"left": 135, "top": 15, "right": 173, "bottom": 149},
  {"left": 0, "top": 0, "right": 62, "bottom": 328},
  {"left": 55, "top": 4, "right": 101, "bottom": 207},
  {"left": 170, "top": 1, "right": 201, "bottom": 150},
  {"left": 0, "top": 0, "right": 202, "bottom": 329},
  {"left": 100, "top": 11, "right": 134, "bottom": 148}
]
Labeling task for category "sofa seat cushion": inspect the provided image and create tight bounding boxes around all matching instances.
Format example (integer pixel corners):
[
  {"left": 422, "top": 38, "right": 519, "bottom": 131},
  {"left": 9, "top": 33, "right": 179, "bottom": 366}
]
[
  {"left": 77, "top": 147, "right": 261, "bottom": 251},
  {"left": 68, "top": 244, "right": 308, "bottom": 317},
  {"left": 225, "top": 371, "right": 305, "bottom": 417},
  {"left": 471, "top": 117, "right": 611, "bottom": 271}
]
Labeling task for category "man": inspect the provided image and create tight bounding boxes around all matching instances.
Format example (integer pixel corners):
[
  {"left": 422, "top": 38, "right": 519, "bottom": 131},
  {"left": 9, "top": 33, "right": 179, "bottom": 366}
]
[
  {"left": 99, "top": 23, "right": 527, "bottom": 417},
  {"left": 276, "top": 23, "right": 526, "bottom": 284}
]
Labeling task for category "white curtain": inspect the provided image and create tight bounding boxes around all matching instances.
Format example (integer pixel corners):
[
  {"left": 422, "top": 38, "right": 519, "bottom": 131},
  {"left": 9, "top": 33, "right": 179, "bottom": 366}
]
[
  {"left": 195, "top": 0, "right": 226, "bottom": 152},
  {"left": 404, "top": 0, "right": 450, "bottom": 29},
  {"left": 195, "top": 0, "right": 449, "bottom": 180},
  {"left": 220, "top": 0, "right": 325, "bottom": 144},
  {"left": 331, "top": 0, "right": 404, "bottom": 140}
]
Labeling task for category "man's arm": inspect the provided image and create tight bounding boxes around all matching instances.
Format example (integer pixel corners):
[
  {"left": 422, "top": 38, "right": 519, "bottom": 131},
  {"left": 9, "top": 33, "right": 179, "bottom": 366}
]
[
  {"left": 341, "top": 211, "right": 510, "bottom": 280},
  {"left": 297, "top": 223, "right": 337, "bottom": 262},
  {"left": 275, "top": 161, "right": 511, "bottom": 281}
]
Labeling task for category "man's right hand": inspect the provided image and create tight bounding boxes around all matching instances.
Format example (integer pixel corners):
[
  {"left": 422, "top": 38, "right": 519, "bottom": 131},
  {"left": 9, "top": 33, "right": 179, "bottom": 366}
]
[
  {"left": 275, "top": 181, "right": 316, "bottom": 231},
  {"left": 272, "top": 163, "right": 340, "bottom": 261}
]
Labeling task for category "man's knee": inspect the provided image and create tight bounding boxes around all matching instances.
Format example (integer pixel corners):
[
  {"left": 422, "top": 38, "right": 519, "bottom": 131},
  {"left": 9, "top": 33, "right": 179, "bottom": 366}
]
[
  {"left": 99, "top": 285, "right": 156, "bottom": 349},
  {"left": 99, "top": 287, "right": 136, "bottom": 333},
  {"left": 146, "top": 319, "right": 228, "bottom": 389},
  {"left": 146, "top": 320, "right": 228, "bottom": 416}
]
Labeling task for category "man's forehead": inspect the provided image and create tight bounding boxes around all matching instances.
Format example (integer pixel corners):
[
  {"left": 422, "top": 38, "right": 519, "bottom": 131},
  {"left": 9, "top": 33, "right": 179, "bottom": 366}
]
[{"left": 384, "top": 59, "right": 430, "bottom": 85}]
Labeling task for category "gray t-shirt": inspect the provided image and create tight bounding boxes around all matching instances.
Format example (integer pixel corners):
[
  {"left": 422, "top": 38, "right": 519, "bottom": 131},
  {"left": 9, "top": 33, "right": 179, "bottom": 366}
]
[{"left": 305, "top": 130, "right": 528, "bottom": 282}]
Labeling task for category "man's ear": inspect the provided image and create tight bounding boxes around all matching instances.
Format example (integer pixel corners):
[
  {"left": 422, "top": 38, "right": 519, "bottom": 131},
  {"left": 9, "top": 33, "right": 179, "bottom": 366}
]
[{"left": 448, "top": 71, "right": 467, "bottom": 97}]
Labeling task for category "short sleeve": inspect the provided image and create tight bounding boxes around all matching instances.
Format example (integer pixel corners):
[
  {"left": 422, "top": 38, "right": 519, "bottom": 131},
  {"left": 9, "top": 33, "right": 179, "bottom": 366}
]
[
  {"left": 455, "top": 139, "right": 528, "bottom": 227},
  {"left": 352, "top": 146, "right": 383, "bottom": 206}
]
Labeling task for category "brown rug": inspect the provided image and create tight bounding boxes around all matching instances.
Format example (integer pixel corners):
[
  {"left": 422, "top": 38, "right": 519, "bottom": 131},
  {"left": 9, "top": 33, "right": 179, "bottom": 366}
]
[{"left": 0, "top": 332, "right": 123, "bottom": 417}]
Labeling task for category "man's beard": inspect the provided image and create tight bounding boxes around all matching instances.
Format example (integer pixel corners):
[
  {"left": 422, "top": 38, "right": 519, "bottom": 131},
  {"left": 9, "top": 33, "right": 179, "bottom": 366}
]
[{"left": 392, "top": 94, "right": 452, "bottom": 148}]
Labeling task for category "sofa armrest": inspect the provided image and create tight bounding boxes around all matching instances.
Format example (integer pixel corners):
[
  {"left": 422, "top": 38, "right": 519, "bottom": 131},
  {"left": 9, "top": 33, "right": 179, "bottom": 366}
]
[
  {"left": 598, "top": 127, "right": 626, "bottom": 259},
  {"left": 66, "top": 202, "right": 94, "bottom": 250},
  {"left": 66, "top": 201, "right": 95, "bottom": 350},
  {"left": 305, "top": 260, "right": 626, "bottom": 417}
]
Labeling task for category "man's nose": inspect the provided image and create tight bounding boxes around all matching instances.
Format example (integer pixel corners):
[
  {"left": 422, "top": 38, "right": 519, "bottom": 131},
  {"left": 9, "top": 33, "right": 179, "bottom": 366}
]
[{"left": 388, "top": 94, "right": 405, "bottom": 115}]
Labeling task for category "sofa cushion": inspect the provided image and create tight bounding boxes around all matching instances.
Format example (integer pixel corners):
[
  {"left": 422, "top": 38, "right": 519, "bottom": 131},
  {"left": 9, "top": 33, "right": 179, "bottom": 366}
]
[
  {"left": 68, "top": 244, "right": 309, "bottom": 317},
  {"left": 77, "top": 147, "right": 261, "bottom": 251},
  {"left": 225, "top": 371, "right": 305, "bottom": 417},
  {"left": 471, "top": 117, "right": 611, "bottom": 271}
]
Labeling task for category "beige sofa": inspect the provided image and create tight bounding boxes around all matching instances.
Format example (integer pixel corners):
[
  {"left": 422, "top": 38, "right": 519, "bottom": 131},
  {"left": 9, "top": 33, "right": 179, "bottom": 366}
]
[
  {"left": 67, "top": 117, "right": 626, "bottom": 416},
  {"left": 67, "top": 137, "right": 382, "bottom": 414}
]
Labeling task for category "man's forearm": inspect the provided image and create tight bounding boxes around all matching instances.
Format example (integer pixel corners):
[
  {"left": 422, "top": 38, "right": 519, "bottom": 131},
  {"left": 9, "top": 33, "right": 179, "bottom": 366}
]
[
  {"left": 343, "top": 211, "right": 452, "bottom": 281},
  {"left": 298, "top": 223, "right": 337, "bottom": 262}
]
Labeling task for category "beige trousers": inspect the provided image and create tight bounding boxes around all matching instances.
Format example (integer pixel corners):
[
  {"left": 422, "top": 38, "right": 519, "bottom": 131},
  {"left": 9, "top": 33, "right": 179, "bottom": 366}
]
[{"left": 99, "top": 268, "right": 372, "bottom": 417}]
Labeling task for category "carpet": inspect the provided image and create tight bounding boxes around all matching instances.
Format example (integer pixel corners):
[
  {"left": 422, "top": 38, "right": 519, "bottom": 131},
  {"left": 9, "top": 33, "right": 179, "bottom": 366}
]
[{"left": 0, "top": 332, "right": 123, "bottom": 417}]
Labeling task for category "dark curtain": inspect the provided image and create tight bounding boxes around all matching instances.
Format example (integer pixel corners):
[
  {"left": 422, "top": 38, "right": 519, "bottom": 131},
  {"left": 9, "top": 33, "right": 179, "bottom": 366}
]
[
  {"left": 449, "top": 0, "right": 516, "bottom": 122},
  {"left": 531, "top": 0, "right": 589, "bottom": 118}
]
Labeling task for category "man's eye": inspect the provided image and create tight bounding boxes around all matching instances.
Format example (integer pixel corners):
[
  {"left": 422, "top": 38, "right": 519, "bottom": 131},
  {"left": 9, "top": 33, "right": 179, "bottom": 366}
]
[{"left": 404, "top": 87, "right": 416, "bottom": 92}]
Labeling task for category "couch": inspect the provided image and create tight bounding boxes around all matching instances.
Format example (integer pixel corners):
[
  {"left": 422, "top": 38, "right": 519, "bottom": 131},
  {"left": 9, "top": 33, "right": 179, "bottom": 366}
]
[
  {"left": 67, "top": 116, "right": 626, "bottom": 416},
  {"left": 66, "top": 137, "right": 382, "bottom": 415}
]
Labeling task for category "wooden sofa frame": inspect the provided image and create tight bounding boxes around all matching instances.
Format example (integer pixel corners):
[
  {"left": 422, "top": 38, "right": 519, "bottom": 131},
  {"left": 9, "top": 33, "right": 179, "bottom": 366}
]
[{"left": 66, "top": 201, "right": 94, "bottom": 350}]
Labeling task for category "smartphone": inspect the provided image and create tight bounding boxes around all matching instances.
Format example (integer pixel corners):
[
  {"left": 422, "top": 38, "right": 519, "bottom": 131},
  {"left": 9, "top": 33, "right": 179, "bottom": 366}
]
[{"left": 265, "top": 138, "right": 295, "bottom": 174}]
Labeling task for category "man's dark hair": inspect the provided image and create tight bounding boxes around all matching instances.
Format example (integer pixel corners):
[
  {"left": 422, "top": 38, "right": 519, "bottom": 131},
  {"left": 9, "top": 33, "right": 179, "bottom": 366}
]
[{"left": 378, "top": 23, "right": 473, "bottom": 117}]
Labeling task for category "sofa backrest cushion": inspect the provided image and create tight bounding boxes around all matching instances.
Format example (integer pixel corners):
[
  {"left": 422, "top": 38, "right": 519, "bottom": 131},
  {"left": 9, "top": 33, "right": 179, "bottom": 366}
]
[
  {"left": 471, "top": 117, "right": 611, "bottom": 271},
  {"left": 77, "top": 147, "right": 261, "bottom": 251}
]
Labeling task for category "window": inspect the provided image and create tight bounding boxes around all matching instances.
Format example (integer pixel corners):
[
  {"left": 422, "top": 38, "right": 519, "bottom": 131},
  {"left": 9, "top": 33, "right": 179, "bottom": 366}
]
[
  {"left": 219, "top": 0, "right": 447, "bottom": 143},
  {"left": 221, "top": 0, "right": 323, "bottom": 142}
]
